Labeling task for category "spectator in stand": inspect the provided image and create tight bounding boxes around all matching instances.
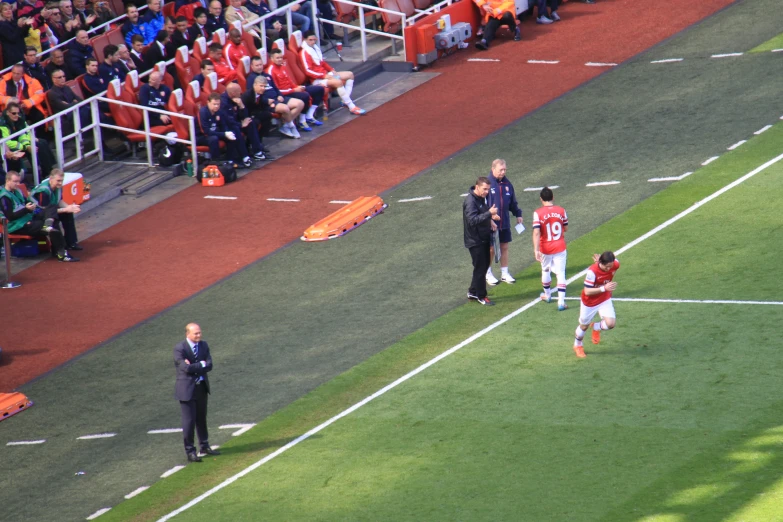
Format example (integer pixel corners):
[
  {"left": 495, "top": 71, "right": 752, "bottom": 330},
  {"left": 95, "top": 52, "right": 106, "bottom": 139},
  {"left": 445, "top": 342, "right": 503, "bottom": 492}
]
[
  {"left": 176, "top": 0, "right": 207, "bottom": 10},
  {"left": 316, "top": 0, "right": 336, "bottom": 39},
  {"left": 278, "top": 0, "right": 312, "bottom": 33},
  {"left": 17, "top": 0, "right": 58, "bottom": 50},
  {"left": 193, "top": 59, "right": 214, "bottom": 88},
  {"left": 207, "top": 42, "right": 237, "bottom": 83},
  {"left": 224, "top": 0, "right": 263, "bottom": 43},
  {"left": 67, "top": 29, "right": 94, "bottom": 76},
  {"left": 245, "top": 0, "right": 284, "bottom": 44},
  {"left": 122, "top": 4, "right": 148, "bottom": 46},
  {"left": 223, "top": 28, "right": 249, "bottom": 70},
  {"left": 220, "top": 82, "right": 267, "bottom": 160},
  {"left": 164, "top": 15, "right": 180, "bottom": 56},
  {"left": 0, "top": 101, "right": 56, "bottom": 178},
  {"left": 145, "top": 29, "right": 171, "bottom": 70},
  {"left": 265, "top": 50, "right": 320, "bottom": 136},
  {"left": 29, "top": 169, "right": 83, "bottom": 251},
  {"left": 171, "top": 15, "right": 192, "bottom": 50},
  {"left": 48, "top": 4, "right": 79, "bottom": 43},
  {"left": 0, "top": 3, "right": 33, "bottom": 67},
  {"left": 130, "top": 34, "right": 149, "bottom": 73},
  {"left": 0, "top": 64, "right": 48, "bottom": 124},
  {"left": 72, "top": 0, "right": 98, "bottom": 30},
  {"left": 0, "top": 170, "right": 78, "bottom": 262},
  {"left": 90, "top": 0, "right": 116, "bottom": 28},
  {"left": 299, "top": 34, "right": 364, "bottom": 115},
  {"left": 99, "top": 44, "right": 126, "bottom": 83},
  {"left": 188, "top": 8, "right": 211, "bottom": 42},
  {"left": 248, "top": 73, "right": 301, "bottom": 140},
  {"left": 82, "top": 57, "right": 112, "bottom": 116},
  {"left": 206, "top": 0, "right": 228, "bottom": 36},
  {"left": 197, "top": 92, "right": 253, "bottom": 167},
  {"left": 24, "top": 46, "right": 52, "bottom": 91},
  {"left": 47, "top": 68, "right": 92, "bottom": 133},
  {"left": 143, "top": 0, "right": 165, "bottom": 44},
  {"left": 245, "top": 55, "right": 266, "bottom": 91},
  {"left": 139, "top": 70, "right": 171, "bottom": 126},
  {"left": 116, "top": 44, "right": 134, "bottom": 75},
  {"left": 45, "top": 49, "right": 74, "bottom": 81},
  {"left": 473, "top": 0, "right": 519, "bottom": 50}
]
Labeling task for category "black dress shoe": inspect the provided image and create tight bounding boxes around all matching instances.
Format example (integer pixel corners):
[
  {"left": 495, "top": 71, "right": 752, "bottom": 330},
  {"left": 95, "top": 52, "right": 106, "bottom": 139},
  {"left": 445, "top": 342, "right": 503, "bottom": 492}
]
[
  {"left": 67, "top": 243, "right": 84, "bottom": 251},
  {"left": 187, "top": 453, "right": 203, "bottom": 463},
  {"left": 199, "top": 447, "right": 221, "bottom": 456}
]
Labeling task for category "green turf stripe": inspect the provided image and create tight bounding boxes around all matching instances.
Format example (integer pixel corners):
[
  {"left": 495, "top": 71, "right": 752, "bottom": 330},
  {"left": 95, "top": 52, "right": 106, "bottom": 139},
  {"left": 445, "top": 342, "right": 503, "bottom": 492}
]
[{"left": 748, "top": 32, "right": 783, "bottom": 53}]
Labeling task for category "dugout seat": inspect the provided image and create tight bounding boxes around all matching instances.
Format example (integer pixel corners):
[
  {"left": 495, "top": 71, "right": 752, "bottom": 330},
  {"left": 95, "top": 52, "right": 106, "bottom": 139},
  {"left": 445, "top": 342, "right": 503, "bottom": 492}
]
[
  {"left": 378, "top": 0, "right": 415, "bottom": 34},
  {"left": 236, "top": 55, "right": 251, "bottom": 91},
  {"left": 175, "top": 45, "right": 199, "bottom": 88},
  {"left": 192, "top": 37, "right": 209, "bottom": 63},
  {"left": 185, "top": 79, "right": 208, "bottom": 109}
]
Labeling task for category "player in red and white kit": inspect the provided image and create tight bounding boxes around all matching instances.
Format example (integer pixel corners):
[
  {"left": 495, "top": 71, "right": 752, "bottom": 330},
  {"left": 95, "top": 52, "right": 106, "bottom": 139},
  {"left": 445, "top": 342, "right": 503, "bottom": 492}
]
[
  {"left": 532, "top": 187, "right": 568, "bottom": 311},
  {"left": 573, "top": 251, "right": 620, "bottom": 358},
  {"left": 300, "top": 32, "right": 366, "bottom": 115}
]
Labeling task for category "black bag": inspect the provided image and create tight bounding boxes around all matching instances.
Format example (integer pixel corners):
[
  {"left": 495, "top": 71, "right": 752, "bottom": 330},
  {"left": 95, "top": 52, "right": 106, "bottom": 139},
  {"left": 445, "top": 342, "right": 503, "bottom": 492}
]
[{"left": 156, "top": 142, "right": 184, "bottom": 167}]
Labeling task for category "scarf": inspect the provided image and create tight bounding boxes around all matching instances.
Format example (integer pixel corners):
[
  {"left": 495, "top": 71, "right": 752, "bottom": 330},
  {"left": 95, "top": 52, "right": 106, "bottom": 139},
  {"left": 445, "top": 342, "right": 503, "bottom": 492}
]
[{"left": 302, "top": 42, "right": 323, "bottom": 66}]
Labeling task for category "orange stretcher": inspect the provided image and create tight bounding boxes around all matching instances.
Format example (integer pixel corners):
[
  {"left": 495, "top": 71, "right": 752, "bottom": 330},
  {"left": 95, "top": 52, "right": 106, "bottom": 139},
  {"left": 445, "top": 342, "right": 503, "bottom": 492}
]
[
  {"left": 0, "top": 392, "right": 34, "bottom": 422},
  {"left": 301, "top": 196, "right": 387, "bottom": 242}
]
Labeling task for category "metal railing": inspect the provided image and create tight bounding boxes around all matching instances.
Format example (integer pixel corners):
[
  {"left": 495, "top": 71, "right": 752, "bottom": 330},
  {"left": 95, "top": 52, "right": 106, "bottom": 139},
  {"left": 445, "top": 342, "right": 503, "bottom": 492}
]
[
  {"left": 406, "top": 0, "right": 454, "bottom": 25},
  {"left": 1, "top": 215, "right": 21, "bottom": 289}
]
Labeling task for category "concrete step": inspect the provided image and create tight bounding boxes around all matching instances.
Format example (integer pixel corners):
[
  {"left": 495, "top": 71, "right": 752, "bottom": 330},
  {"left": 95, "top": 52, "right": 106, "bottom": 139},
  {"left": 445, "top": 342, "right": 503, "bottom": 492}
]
[{"left": 120, "top": 169, "right": 176, "bottom": 195}]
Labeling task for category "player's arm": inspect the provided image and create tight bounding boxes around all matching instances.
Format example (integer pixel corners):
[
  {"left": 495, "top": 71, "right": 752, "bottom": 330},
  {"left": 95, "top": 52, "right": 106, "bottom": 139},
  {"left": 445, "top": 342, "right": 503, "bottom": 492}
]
[
  {"left": 583, "top": 269, "right": 617, "bottom": 295},
  {"left": 532, "top": 228, "right": 541, "bottom": 261}
]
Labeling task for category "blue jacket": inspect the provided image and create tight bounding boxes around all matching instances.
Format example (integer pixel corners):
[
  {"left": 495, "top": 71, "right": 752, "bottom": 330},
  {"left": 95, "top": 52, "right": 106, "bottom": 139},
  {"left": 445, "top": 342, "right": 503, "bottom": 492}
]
[
  {"left": 122, "top": 20, "right": 148, "bottom": 46},
  {"left": 219, "top": 91, "right": 248, "bottom": 131},
  {"left": 140, "top": 83, "right": 171, "bottom": 110},
  {"left": 99, "top": 62, "right": 124, "bottom": 84},
  {"left": 82, "top": 72, "right": 107, "bottom": 97},
  {"left": 67, "top": 41, "right": 95, "bottom": 77},
  {"left": 142, "top": 11, "right": 165, "bottom": 43},
  {"left": 245, "top": 1, "right": 281, "bottom": 29},
  {"left": 197, "top": 106, "right": 227, "bottom": 138},
  {"left": 487, "top": 174, "right": 522, "bottom": 231}
]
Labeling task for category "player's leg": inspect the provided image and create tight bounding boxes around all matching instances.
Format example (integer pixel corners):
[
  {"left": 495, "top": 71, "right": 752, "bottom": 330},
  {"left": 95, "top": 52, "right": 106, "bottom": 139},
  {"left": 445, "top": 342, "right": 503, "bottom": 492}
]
[
  {"left": 487, "top": 243, "right": 498, "bottom": 286},
  {"left": 335, "top": 70, "right": 354, "bottom": 96},
  {"left": 591, "top": 300, "right": 616, "bottom": 344},
  {"left": 499, "top": 231, "right": 515, "bottom": 283},
  {"left": 574, "top": 303, "right": 598, "bottom": 357},
  {"left": 540, "top": 254, "right": 552, "bottom": 302},
  {"left": 553, "top": 250, "right": 567, "bottom": 310},
  {"left": 326, "top": 76, "right": 365, "bottom": 114}
]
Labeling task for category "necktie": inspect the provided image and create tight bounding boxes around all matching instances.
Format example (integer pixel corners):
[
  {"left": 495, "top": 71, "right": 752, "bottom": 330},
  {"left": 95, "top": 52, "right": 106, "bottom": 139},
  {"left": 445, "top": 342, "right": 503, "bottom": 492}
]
[
  {"left": 17, "top": 81, "right": 22, "bottom": 95},
  {"left": 201, "top": 26, "right": 206, "bottom": 38},
  {"left": 193, "top": 342, "right": 199, "bottom": 359}
]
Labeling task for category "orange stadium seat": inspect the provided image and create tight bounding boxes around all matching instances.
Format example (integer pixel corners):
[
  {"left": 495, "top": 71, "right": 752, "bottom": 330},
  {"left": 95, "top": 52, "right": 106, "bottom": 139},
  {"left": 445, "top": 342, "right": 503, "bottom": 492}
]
[
  {"left": 90, "top": 33, "right": 111, "bottom": 60},
  {"left": 192, "top": 36, "right": 209, "bottom": 62},
  {"left": 163, "top": 1, "right": 175, "bottom": 17},
  {"left": 65, "top": 78, "right": 84, "bottom": 100},
  {"left": 106, "top": 27, "right": 125, "bottom": 48},
  {"left": 176, "top": 2, "right": 198, "bottom": 24},
  {"left": 236, "top": 55, "right": 251, "bottom": 91},
  {"left": 168, "top": 88, "right": 225, "bottom": 154},
  {"left": 378, "top": 0, "right": 415, "bottom": 34},
  {"left": 185, "top": 79, "right": 208, "bottom": 109},
  {"left": 202, "top": 71, "right": 225, "bottom": 96},
  {"left": 153, "top": 61, "right": 176, "bottom": 89},
  {"left": 124, "top": 70, "right": 142, "bottom": 100},
  {"left": 288, "top": 30, "right": 302, "bottom": 54},
  {"left": 175, "top": 45, "right": 199, "bottom": 87},
  {"left": 106, "top": 79, "right": 174, "bottom": 142},
  {"left": 332, "top": 0, "right": 356, "bottom": 24},
  {"left": 212, "top": 27, "right": 226, "bottom": 46}
]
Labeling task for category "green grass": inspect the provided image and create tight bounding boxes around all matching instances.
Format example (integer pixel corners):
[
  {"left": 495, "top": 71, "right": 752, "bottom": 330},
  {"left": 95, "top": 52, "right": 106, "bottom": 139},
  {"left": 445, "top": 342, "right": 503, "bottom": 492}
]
[
  {"left": 749, "top": 32, "right": 783, "bottom": 53},
  {"left": 103, "top": 122, "right": 783, "bottom": 521}
]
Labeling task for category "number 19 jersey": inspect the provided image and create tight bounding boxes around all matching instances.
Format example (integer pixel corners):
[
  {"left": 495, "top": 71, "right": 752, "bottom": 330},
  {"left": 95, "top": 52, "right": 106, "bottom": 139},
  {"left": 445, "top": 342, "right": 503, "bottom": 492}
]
[{"left": 532, "top": 205, "right": 568, "bottom": 255}]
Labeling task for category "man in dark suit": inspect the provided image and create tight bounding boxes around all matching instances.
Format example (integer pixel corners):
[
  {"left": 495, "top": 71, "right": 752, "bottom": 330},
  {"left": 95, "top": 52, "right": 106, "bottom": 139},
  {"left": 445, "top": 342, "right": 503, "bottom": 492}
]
[
  {"left": 188, "top": 8, "right": 211, "bottom": 43},
  {"left": 145, "top": 29, "right": 171, "bottom": 70},
  {"left": 174, "top": 323, "right": 220, "bottom": 463},
  {"left": 171, "top": 15, "right": 192, "bottom": 51},
  {"left": 129, "top": 35, "right": 149, "bottom": 75}
]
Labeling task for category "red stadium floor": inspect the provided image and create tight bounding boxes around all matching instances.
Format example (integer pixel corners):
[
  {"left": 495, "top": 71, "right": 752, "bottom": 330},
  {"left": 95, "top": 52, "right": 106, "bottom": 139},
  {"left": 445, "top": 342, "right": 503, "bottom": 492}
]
[{"left": 0, "top": 0, "right": 735, "bottom": 391}]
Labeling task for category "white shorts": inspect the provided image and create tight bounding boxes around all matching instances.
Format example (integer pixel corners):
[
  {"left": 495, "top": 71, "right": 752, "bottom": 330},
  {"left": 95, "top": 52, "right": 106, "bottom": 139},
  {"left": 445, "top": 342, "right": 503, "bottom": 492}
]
[
  {"left": 313, "top": 78, "right": 329, "bottom": 87},
  {"left": 579, "top": 299, "right": 615, "bottom": 326},
  {"left": 540, "top": 250, "right": 567, "bottom": 277}
]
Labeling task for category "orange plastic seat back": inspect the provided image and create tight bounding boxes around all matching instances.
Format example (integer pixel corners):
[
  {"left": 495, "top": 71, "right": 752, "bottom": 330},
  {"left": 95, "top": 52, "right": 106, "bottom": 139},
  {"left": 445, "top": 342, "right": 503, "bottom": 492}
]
[
  {"left": 175, "top": 45, "right": 198, "bottom": 87},
  {"left": 186, "top": 80, "right": 208, "bottom": 109},
  {"left": 236, "top": 55, "right": 250, "bottom": 91},
  {"left": 192, "top": 37, "right": 208, "bottom": 63},
  {"left": 203, "top": 72, "right": 226, "bottom": 96}
]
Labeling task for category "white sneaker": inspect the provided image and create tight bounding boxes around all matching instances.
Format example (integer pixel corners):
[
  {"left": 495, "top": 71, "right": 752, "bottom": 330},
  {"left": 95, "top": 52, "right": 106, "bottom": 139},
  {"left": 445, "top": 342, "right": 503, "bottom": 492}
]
[
  {"left": 279, "top": 125, "right": 296, "bottom": 138},
  {"left": 551, "top": 11, "right": 560, "bottom": 21},
  {"left": 500, "top": 273, "right": 516, "bottom": 284},
  {"left": 292, "top": 126, "right": 301, "bottom": 139},
  {"left": 486, "top": 272, "right": 499, "bottom": 286},
  {"left": 537, "top": 15, "right": 553, "bottom": 24}
]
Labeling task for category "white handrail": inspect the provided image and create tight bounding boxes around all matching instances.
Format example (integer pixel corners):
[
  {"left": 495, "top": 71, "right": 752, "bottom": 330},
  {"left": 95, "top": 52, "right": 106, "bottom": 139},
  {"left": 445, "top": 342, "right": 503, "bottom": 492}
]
[
  {"left": 406, "top": 0, "right": 454, "bottom": 24},
  {"left": 324, "top": 0, "right": 407, "bottom": 62}
]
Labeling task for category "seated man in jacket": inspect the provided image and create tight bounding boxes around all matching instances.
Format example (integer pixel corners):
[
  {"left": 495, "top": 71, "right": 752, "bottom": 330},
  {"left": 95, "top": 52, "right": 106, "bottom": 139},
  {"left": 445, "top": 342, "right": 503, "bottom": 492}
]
[
  {"left": 45, "top": 49, "right": 74, "bottom": 81},
  {"left": 130, "top": 34, "right": 150, "bottom": 74},
  {"left": 223, "top": 28, "right": 249, "bottom": 70},
  {"left": 196, "top": 92, "right": 252, "bottom": 167},
  {"left": 0, "top": 64, "right": 48, "bottom": 124},
  {"left": 81, "top": 57, "right": 113, "bottom": 116},
  {"left": 206, "top": 0, "right": 228, "bottom": 36},
  {"left": 67, "top": 30, "right": 95, "bottom": 76},
  {"left": 23, "top": 46, "right": 52, "bottom": 91},
  {"left": 0, "top": 101, "right": 56, "bottom": 179},
  {"left": 122, "top": 4, "right": 149, "bottom": 45},
  {"left": 188, "top": 8, "right": 212, "bottom": 42},
  {"left": 299, "top": 33, "right": 364, "bottom": 115},
  {"left": 267, "top": 47, "right": 324, "bottom": 131},
  {"left": 139, "top": 71, "right": 172, "bottom": 127},
  {"left": 473, "top": 0, "right": 519, "bottom": 50},
  {"left": 142, "top": 0, "right": 165, "bottom": 44},
  {"left": 29, "top": 168, "right": 82, "bottom": 251},
  {"left": 171, "top": 15, "right": 192, "bottom": 50},
  {"left": 220, "top": 82, "right": 267, "bottom": 160},
  {"left": 224, "top": 0, "right": 263, "bottom": 44},
  {"left": 0, "top": 170, "right": 78, "bottom": 262},
  {"left": 193, "top": 59, "right": 215, "bottom": 88},
  {"left": 99, "top": 44, "right": 126, "bottom": 83},
  {"left": 46, "top": 68, "right": 92, "bottom": 134},
  {"left": 207, "top": 43, "right": 238, "bottom": 84}
]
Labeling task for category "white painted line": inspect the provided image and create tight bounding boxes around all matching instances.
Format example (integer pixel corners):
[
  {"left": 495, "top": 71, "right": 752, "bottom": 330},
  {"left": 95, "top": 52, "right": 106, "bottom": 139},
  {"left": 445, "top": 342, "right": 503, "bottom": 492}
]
[
  {"left": 711, "top": 52, "right": 743, "bottom": 58},
  {"left": 204, "top": 195, "right": 238, "bottom": 200},
  {"left": 585, "top": 62, "right": 617, "bottom": 67},
  {"left": 650, "top": 171, "right": 694, "bottom": 182},
  {"left": 460, "top": 193, "right": 468, "bottom": 197},
  {"left": 86, "top": 508, "right": 111, "bottom": 520},
  {"left": 6, "top": 440, "right": 46, "bottom": 446},
  {"left": 468, "top": 58, "right": 500, "bottom": 62},
  {"left": 650, "top": 58, "right": 683, "bottom": 64},
  {"left": 754, "top": 125, "right": 772, "bottom": 135},
  {"left": 586, "top": 181, "right": 620, "bottom": 187},
  {"left": 528, "top": 59, "right": 559, "bottom": 64},
  {"left": 158, "top": 151, "right": 783, "bottom": 522},
  {"left": 563, "top": 297, "right": 783, "bottom": 305},
  {"left": 219, "top": 424, "right": 257, "bottom": 437},
  {"left": 727, "top": 140, "right": 747, "bottom": 150},
  {"left": 523, "top": 186, "right": 559, "bottom": 192},
  {"left": 77, "top": 433, "right": 116, "bottom": 440},
  {"left": 267, "top": 198, "right": 300, "bottom": 202},
  {"left": 125, "top": 486, "right": 149, "bottom": 499},
  {"left": 772, "top": 49, "right": 783, "bottom": 53},
  {"left": 161, "top": 465, "right": 185, "bottom": 478},
  {"left": 397, "top": 196, "right": 433, "bottom": 203},
  {"left": 148, "top": 428, "right": 182, "bottom": 434},
  {"left": 329, "top": 200, "right": 352, "bottom": 204},
  {"left": 702, "top": 156, "right": 720, "bottom": 166}
]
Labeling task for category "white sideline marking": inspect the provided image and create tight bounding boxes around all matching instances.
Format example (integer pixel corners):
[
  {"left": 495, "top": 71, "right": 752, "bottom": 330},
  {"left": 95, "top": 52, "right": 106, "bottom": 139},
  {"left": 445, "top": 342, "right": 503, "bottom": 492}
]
[
  {"left": 329, "top": 200, "right": 352, "bottom": 204},
  {"left": 148, "top": 428, "right": 182, "bottom": 434},
  {"left": 648, "top": 172, "right": 693, "bottom": 183},
  {"left": 467, "top": 58, "right": 500, "bottom": 62},
  {"left": 6, "top": 440, "right": 46, "bottom": 446},
  {"left": 528, "top": 59, "right": 559, "bottom": 64},
  {"left": 701, "top": 156, "right": 720, "bottom": 166},
  {"left": 524, "top": 186, "right": 559, "bottom": 192},
  {"left": 650, "top": 58, "right": 683, "bottom": 64},
  {"left": 161, "top": 465, "right": 185, "bottom": 478},
  {"left": 773, "top": 49, "right": 783, "bottom": 53},
  {"left": 711, "top": 52, "right": 743, "bottom": 58},
  {"left": 219, "top": 423, "right": 257, "bottom": 436},
  {"left": 267, "top": 198, "right": 300, "bottom": 202},
  {"left": 586, "top": 181, "right": 620, "bottom": 187},
  {"left": 125, "top": 487, "right": 149, "bottom": 499},
  {"left": 563, "top": 297, "right": 783, "bottom": 305},
  {"left": 158, "top": 151, "right": 783, "bottom": 522},
  {"left": 585, "top": 62, "right": 617, "bottom": 67},
  {"left": 86, "top": 508, "right": 111, "bottom": 520},
  {"left": 727, "top": 140, "right": 746, "bottom": 150},
  {"left": 460, "top": 193, "right": 468, "bottom": 197},
  {"left": 77, "top": 433, "right": 116, "bottom": 440},
  {"left": 397, "top": 196, "right": 433, "bottom": 203},
  {"left": 204, "top": 195, "right": 237, "bottom": 200},
  {"left": 754, "top": 125, "right": 772, "bottom": 135}
]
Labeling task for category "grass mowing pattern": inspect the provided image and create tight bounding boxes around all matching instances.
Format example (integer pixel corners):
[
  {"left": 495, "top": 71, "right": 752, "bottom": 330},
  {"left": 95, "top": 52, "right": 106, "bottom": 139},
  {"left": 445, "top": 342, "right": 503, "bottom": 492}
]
[
  {"left": 749, "top": 32, "right": 783, "bottom": 53},
  {"left": 103, "top": 122, "right": 783, "bottom": 521}
]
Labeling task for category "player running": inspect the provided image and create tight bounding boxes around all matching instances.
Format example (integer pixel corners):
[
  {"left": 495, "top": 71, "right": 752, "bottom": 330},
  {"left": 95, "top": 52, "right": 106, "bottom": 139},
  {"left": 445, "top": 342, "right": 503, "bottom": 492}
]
[
  {"left": 532, "top": 187, "right": 568, "bottom": 311},
  {"left": 573, "top": 251, "right": 620, "bottom": 358}
]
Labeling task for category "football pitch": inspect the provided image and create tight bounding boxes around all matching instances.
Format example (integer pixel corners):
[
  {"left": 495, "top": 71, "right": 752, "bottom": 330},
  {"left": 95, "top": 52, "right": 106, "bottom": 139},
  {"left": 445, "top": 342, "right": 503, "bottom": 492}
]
[{"left": 104, "top": 122, "right": 783, "bottom": 521}]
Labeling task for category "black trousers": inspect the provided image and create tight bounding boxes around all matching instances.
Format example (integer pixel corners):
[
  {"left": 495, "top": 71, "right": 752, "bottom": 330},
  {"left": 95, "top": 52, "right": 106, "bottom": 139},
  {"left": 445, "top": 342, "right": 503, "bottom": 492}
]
[
  {"left": 15, "top": 205, "right": 65, "bottom": 255},
  {"left": 484, "top": 12, "right": 516, "bottom": 45},
  {"left": 469, "top": 243, "right": 491, "bottom": 299},
  {"left": 180, "top": 383, "right": 209, "bottom": 455},
  {"left": 5, "top": 139, "right": 57, "bottom": 179},
  {"left": 59, "top": 212, "right": 78, "bottom": 247}
]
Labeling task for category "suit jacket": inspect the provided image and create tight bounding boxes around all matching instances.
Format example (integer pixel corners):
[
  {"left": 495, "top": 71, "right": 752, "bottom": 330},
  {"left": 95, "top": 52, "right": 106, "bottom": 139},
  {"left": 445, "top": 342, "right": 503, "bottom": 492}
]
[
  {"left": 130, "top": 50, "right": 149, "bottom": 74},
  {"left": 171, "top": 29, "right": 193, "bottom": 51},
  {"left": 173, "top": 339, "right": 213, "bottom": 401},
  {"left": 188, "top": 23, "right": 211, "bottom": 43},
  {"left": 145, "top": 41, "right": 168, "bottom": 70}
]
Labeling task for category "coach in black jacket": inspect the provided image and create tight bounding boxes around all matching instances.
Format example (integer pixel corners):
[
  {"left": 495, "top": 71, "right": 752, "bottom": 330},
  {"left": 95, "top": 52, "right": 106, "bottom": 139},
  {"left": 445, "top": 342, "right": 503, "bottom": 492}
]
[
  {"left": 174, "top": 323, "right": 220, "bottom": 462},
  {"left": 463, "top": 176, "right": 500, "bottom": 306}
]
